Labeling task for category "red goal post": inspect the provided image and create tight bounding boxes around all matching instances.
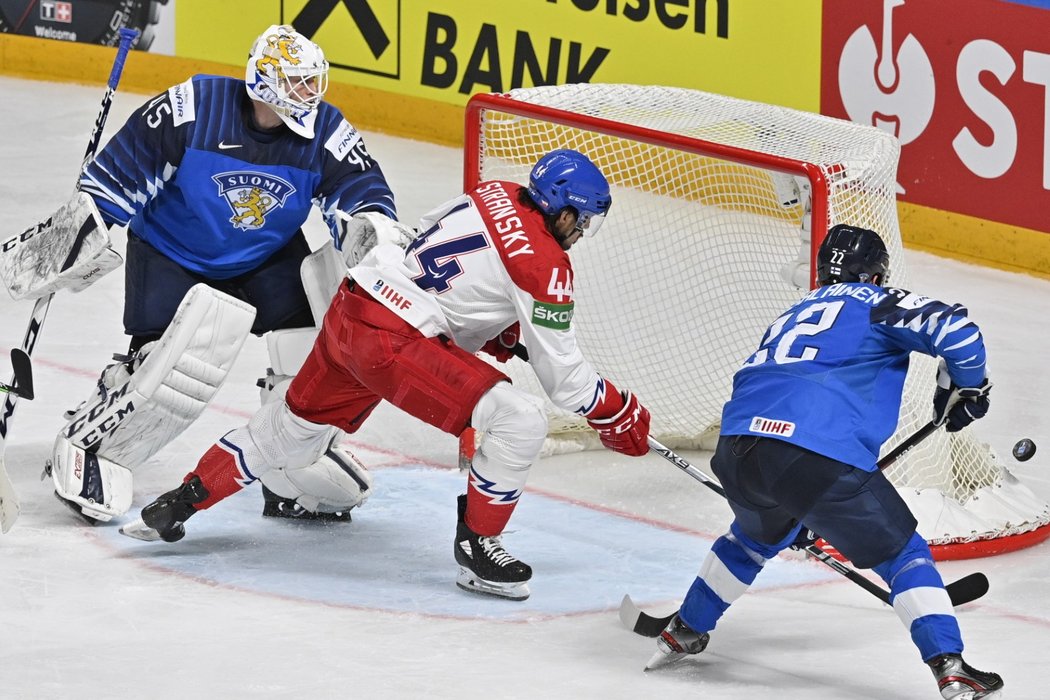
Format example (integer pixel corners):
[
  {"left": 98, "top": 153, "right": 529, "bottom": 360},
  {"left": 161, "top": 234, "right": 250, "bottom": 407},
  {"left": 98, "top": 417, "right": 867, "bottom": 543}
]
[{"left": 463, "top": 84, "right": 1050, "bottom": 559}]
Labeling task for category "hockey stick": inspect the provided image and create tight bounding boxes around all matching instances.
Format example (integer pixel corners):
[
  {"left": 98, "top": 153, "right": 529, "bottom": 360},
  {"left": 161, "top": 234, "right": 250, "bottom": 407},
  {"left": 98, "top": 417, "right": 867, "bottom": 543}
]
[
  {"left": 621, "top": 430, "right": 990, "bottom": 636},
  {"left": 0, "top": 27, "right": 138, "bottom": 534},
  {"left": 0, "top": 349, "right": 34, "bottom": 400}
]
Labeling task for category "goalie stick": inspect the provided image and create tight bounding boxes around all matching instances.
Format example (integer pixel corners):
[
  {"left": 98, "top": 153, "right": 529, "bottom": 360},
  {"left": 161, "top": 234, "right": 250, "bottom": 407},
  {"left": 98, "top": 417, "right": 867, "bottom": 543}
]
[
  {"left": 621, "top": 429, "right": 990, "bottom": 637},
  {"left": 0, "top": 27, "right": 139, "bottom": 534},
  {"left": 0, "top": 349, "right": 33, "bottom": 401}
]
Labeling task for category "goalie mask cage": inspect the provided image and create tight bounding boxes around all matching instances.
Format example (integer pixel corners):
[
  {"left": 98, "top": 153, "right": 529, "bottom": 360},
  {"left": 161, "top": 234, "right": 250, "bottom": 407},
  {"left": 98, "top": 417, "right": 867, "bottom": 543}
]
[{"left": 464, "top": 84, "right": 1050, "bottom": 560}]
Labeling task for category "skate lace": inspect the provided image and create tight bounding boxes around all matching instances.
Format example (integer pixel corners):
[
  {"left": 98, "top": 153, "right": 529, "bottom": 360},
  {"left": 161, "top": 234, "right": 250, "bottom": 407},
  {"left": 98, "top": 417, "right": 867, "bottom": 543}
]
[{"left": 478, "top": 536, "right": 518, "bottom": 566}]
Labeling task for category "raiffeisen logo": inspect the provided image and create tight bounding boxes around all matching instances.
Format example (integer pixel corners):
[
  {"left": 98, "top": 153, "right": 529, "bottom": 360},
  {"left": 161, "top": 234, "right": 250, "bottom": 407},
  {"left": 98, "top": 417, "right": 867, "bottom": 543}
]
[{"left": 838, "top": 0, "right": 934, "bottom": 194}]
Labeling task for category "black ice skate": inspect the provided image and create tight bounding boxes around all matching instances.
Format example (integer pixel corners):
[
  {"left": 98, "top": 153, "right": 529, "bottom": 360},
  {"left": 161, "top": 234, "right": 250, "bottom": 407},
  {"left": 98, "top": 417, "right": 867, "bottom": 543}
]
[
  {"left": 261, "top": 485, "right": 353, "bottom": 522},
  {"left": 928, "top": 653, "right": 1004, "bottom": 699},
  {"left": 454, "top": 494, "right": 532, "bottom": 601},
  {"left": 645, "top": 614, "right": 710, "bottom": 671},
  {"left": 119, "top": 476, "right": 209, "bottom": 543}
]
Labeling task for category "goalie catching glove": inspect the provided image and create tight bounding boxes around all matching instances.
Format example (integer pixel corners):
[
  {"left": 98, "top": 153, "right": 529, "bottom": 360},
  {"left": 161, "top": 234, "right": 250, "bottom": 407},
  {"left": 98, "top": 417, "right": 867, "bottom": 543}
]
[
  {"left": 586, "top": 384, "right": 651, "bottom": 457},
  {"left": 335, "top": 211, "right": 418, "bottom": 268},
  {"left": 0, "top": 192, "right": 121, "bottom": 300},
  {"left": 932, "top": 360, "right": 991, "bottom": 433}
]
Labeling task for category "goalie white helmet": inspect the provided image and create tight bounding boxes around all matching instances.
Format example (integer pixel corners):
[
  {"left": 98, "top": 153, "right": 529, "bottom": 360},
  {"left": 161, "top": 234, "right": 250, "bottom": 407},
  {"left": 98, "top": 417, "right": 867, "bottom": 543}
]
[{"left": 245, "top": 24, "right": 329, "bottom": 138}]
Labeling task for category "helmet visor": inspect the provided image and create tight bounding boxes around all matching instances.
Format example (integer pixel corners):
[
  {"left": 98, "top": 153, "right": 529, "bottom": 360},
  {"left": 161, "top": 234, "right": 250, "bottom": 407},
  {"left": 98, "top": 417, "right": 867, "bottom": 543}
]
[{"left": 576, "top": 210, "right": 607, "bottom": 238}]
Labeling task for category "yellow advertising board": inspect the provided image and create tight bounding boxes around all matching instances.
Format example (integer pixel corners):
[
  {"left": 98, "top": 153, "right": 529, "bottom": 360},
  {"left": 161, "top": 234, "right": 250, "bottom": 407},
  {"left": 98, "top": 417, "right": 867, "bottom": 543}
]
[{"left": 176, "top": 0, "right": 822, "bottom": 112}]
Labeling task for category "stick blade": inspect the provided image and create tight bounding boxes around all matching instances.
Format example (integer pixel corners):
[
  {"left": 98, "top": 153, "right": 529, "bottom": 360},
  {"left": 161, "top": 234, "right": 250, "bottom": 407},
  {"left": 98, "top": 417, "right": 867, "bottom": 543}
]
[
  {"left": 619, "top": 594, "right": 676, "bottom": 638},
  {"left": 9, "top": 348, "right": 33, "bottom": 401},
  {"left": 0, "top": 457, "right": 21, "bottom": 533},
  {"left": 947, "top": 572, "right": 990, "bottom": 607}
]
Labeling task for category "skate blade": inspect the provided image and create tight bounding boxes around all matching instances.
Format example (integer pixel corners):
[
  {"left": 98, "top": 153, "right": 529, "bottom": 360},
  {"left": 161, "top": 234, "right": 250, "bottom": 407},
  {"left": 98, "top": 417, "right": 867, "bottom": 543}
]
[
  {"left": 644, "top": 644, "right": 686, "bottom": 672},
  {"left": 118, "top": 518, "right": 162, "bottom": 542},
  {"left": 456, "top": 568, "right": 530, "bottom": 601}
]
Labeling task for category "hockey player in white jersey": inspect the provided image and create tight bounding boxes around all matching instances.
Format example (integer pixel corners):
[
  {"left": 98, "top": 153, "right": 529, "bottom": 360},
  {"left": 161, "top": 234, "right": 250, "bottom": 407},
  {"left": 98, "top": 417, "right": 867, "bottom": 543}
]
[
  {"left": 26, "top": 25, "right": 399, "bottom": 526},
  {"left": 123, "top": 149, "right": 653, "bottom": 601}
]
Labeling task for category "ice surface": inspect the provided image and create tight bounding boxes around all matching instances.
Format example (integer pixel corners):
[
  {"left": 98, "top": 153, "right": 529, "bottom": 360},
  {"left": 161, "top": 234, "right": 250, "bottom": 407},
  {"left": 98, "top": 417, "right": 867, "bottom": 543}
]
[{"left": 1, "top": 77, "right": 1047, "bottom": 699}]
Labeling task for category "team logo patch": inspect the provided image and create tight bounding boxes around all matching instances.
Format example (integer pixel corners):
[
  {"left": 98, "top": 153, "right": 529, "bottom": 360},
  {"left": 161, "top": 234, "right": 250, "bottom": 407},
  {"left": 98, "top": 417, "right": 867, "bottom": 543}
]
[
  {"left": 750, "top": 416, "right": 796, "bottom": 437},
  {"left": 532, "top": 300, "right": 574, "bottom": 330},
  {"left": 212, "top": 171, "right": 297, "bottom": 230}
]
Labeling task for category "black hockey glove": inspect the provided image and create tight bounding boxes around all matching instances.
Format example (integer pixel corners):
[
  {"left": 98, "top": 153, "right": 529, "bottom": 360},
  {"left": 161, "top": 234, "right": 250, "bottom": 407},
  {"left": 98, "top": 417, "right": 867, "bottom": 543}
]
[
  {"left": 789, "top": 525, "right": 819, "bottom": 551},
  {"left": 932, "top": 362, "right": 991, "bottom": 433}
]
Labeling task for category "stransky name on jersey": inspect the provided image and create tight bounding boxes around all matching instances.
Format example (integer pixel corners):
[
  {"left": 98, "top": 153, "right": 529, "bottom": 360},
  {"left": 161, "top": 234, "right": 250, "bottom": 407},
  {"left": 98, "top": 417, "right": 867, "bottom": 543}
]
[
  {"left": 750, "top": 416, "right": 796, "bottom": 437},
  {"left": 212, "top": 172, "right": 298, "bottom": 230},
  {"left": 473, "top": 181, "right": 534, "bottom": 258}
]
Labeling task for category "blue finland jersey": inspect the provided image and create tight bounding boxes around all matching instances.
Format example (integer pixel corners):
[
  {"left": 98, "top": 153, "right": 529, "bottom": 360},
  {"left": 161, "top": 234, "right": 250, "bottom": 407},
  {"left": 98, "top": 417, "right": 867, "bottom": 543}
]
[
  {"left": 720, "top": 283, "right": 987, "bottom": 471},
  {"left": 80, "top": 75, "right": 395, "bottom": 279}
]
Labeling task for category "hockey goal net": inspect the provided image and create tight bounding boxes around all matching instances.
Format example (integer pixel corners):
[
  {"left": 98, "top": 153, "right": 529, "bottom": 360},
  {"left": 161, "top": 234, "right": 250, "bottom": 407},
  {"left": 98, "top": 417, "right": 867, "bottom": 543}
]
[{"left": 464, "top": 84, "right": 1050, "bottom": 560}]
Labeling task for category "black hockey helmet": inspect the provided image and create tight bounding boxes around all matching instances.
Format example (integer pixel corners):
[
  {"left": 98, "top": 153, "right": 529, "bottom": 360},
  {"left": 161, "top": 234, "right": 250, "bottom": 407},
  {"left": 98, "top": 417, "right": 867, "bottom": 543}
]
[{"left": 816, "top": 224, "right": 890, "bottom": 286}]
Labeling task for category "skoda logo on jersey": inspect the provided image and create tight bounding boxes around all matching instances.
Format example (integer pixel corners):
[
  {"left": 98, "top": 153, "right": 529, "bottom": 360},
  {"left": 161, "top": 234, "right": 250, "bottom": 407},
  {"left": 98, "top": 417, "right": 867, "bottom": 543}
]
[{"left": 213, "top": 171, "right": 298, "bottom": 230}]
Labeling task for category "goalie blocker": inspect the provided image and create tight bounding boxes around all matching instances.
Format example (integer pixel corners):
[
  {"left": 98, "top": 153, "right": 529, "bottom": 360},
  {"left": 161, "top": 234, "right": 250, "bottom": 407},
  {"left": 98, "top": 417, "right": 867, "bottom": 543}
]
[{"left": 0, "top": 192, "right": 122, "bottom": 300}]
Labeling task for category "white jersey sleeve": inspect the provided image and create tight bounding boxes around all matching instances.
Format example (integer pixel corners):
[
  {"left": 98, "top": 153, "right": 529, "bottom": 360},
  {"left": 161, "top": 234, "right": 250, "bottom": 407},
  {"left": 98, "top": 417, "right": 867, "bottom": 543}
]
[{"left": 356, "top": 180, "right": 610, "bottom": 415}]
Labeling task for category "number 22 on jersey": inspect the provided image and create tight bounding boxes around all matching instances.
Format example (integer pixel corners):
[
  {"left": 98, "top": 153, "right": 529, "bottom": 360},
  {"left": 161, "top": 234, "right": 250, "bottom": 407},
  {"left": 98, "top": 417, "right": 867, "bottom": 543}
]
[{"left": 742, "top": 300, "right": 844, "bottom": 368}]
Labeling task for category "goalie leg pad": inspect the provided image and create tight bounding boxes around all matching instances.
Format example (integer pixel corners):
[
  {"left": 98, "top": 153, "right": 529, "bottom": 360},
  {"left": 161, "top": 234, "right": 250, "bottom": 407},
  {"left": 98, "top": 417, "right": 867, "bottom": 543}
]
[
  {"left": 49, "top": 434, "right": 133, "bottom": 521},
  {"left": 60, "top": 284, "right": 256, "bottom": 467},
  {"left": 259, "top": 326, "right": 320, "bottom": 405},
  {"left": 300, "top": 240, "right": 346, "bottom": 325},
  {"left": 259, "top": 439, "right": 373, "bottom": 515},
  {"left": 0, "top": 191, "right": 122, "bottom": 300}
]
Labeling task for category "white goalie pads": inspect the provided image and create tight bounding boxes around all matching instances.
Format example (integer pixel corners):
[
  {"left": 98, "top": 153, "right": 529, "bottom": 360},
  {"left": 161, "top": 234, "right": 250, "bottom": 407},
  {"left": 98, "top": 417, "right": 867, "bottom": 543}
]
[
  {"left": 301, "top": 239, "right": 346, "bottom": 323},
  {"left": 220, "top": 400, "right": 373, "bottom": 514},
  {"left": 335, "top": 211, "right": 418, "bottom": 268},
  {"left": 0, "top": 191, "right": 122, "bottom": 300},
  {"left": 54, "top": 285, "right": 256, "bottom": 519},
  {"left": 259, "top": 438, "right": 374, "bottom": 514},
  {"left": 257, "top": 242, "right": 346, "bottom": 405},
  {"left": 49, "top": 434, "right": 133, "bottom": 522}
]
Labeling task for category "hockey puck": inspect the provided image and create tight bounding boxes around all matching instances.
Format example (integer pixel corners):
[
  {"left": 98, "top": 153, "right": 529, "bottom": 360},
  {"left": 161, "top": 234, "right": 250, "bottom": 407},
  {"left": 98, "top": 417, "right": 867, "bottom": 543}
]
[{"left": 1012, "top": 438, "right": 1037, "bottom": 462}]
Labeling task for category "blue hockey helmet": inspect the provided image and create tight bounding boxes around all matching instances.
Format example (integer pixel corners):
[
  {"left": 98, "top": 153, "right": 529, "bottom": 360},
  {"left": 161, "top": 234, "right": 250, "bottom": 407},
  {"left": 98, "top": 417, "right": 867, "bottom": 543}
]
[
  {"left": 816, "top": 224, "right": 891, "bottom": 286},
  {"left": 527, "top": 149, "right": 612, "bottom": 237}
]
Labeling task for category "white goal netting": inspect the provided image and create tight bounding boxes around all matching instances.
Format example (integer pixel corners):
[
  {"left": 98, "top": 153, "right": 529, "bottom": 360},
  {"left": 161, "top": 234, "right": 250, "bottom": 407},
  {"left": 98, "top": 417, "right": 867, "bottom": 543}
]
[{"left": 464, "top": 84, "right": 1050, "bottom": 557}]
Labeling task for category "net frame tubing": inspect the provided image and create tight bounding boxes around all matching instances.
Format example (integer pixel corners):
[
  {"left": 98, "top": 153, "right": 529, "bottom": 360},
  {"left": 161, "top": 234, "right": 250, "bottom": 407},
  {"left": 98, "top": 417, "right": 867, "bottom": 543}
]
[{"left": 464, "top": 92, "right": 830, "bottom": 288}]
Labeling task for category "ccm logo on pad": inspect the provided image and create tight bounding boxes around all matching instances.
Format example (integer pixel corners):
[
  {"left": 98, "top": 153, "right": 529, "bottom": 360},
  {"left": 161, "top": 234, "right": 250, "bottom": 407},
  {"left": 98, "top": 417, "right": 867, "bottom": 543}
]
[{"left": 750, "top": 416, "right": 796, "bottom": 437}]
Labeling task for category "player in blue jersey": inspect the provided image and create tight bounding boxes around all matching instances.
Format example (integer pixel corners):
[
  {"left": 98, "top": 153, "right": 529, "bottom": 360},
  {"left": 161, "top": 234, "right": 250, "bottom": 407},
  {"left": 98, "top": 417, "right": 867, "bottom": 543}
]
[
  {"left": 646, "top": 225, "right": 1002, "bottom": 699},
  {"left": 46, "top": 25, "right": 401, "bottom": 527}
]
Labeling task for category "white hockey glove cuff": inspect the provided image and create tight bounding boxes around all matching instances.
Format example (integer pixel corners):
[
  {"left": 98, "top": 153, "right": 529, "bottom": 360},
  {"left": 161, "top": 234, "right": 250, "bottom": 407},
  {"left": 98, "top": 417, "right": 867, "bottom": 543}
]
[
  {"left": 0, "top": 192, "right": 122, "bottom": 300},
  {"left": 335, "top": 211, "right": 417, "bottom": 268}
]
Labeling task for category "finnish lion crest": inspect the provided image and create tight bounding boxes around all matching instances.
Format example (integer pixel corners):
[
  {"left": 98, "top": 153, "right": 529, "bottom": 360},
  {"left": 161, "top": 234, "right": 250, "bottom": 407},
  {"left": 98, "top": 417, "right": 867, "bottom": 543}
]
[
  {"left": 255, "top": 31, "right": 302, "bottom": 81},
  {"left": 212, "top": 171, "right": 297, "bottom": 230}
]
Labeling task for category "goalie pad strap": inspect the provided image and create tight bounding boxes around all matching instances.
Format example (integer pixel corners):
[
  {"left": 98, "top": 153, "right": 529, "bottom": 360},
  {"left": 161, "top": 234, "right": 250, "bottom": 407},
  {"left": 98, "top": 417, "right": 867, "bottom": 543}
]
[{"left": 62, "top": 284, "right": 256, "bottom": 467}]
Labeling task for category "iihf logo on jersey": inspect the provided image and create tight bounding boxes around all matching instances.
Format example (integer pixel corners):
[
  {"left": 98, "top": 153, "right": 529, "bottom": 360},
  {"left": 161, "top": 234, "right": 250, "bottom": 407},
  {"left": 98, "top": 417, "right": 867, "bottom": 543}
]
[
  {"left": 212, "top": 171, "right": 297, "bottom": 230},
  {"left": 750, "top": 416, "right": 796, "bottom": 437}
]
